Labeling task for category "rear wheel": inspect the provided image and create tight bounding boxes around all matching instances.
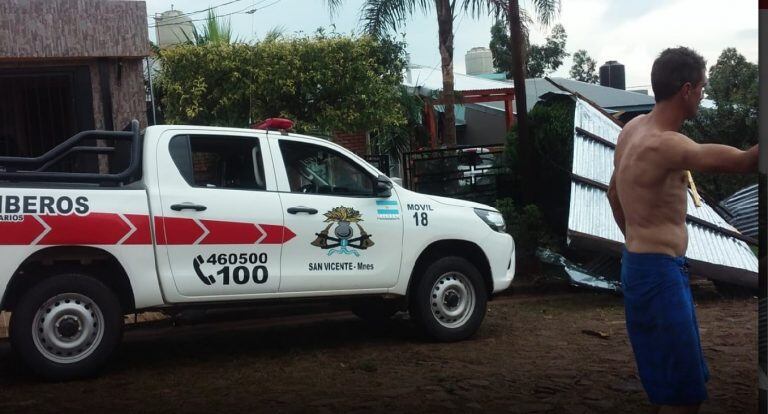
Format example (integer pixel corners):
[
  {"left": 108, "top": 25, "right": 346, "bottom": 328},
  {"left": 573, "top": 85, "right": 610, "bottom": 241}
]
[
  {"left": 9, "top": 273, "right": 123, "bottom": 380},
  {"left": 409, "top": 256, "right": 487, "bottom": 342}
]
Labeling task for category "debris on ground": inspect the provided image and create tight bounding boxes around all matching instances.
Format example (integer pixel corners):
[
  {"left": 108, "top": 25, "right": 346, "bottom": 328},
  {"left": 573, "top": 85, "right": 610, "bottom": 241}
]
[{"left": 537, "top": 248, "right": 621, "bottom": 292}]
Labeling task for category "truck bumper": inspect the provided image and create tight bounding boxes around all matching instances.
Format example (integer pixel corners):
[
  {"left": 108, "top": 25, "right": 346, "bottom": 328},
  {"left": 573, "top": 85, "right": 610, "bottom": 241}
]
[{"left": 480, "top": 231, "right": 516, "bottom": 294}]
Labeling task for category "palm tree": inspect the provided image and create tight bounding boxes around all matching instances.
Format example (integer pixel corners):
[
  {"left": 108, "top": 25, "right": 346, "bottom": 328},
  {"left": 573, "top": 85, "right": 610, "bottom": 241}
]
[
  {"left": 183, "top": 9, "right": 238, "bottom": 45},
  {"left": 328, "top": 0, "right": 493, "bottom": 147},
  {"left": 490, "top": 0, "right": 560, "bottom": 202}
]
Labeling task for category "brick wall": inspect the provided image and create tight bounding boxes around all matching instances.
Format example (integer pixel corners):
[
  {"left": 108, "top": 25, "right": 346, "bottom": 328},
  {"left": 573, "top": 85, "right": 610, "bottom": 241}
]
[
  {"left": 0, "top": 0, "right": 149, "bottom": 59},
  {"left": 332, "top": 132, "right": 368, "bottom": 156},
  {"left": 0, "top": 58, "right": 149, "bottom": 131}
]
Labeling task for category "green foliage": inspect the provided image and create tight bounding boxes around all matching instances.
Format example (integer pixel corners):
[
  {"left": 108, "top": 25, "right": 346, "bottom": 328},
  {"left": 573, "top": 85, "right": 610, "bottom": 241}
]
[
  {"left": 490, "top": 22, "right": 568, "bottom": 78},
  {"left": 706, "top": 47, "right": 758, "bottom": 112},
  {"left": 569, "top": 49, "right": 599, "bottom": 83},
  {"left": 181, "top": 10, "right": 238, "bottom": 45},
  {"left": 496, "top": 199, "right": 556, "bottom": 257},
  {"left": 372, "top": 87, "right": 428, "bottom": 157},
  {"left": 501, "top": 96, "right": 574, "bottom": 252},
  {"left": 156, "top": 33, "right": 408, "bottom": 136},
  {"left": 681, "top": 47, "right": 758, "bottom": 201},
  {"left": 527, "top": 97, "right": 575, "bottom": 234}
]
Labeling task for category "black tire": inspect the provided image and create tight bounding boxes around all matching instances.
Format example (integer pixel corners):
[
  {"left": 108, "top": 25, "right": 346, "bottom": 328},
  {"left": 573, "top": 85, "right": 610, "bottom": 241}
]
[
  {"left": 351, "top": 299, "right": 400, "bottom": 323},
  {"left": 409, "top": 256, "right": 488, "bottom": 342},
  {"left": 9, "top": 273, "right": 124, "bottom": 381}
]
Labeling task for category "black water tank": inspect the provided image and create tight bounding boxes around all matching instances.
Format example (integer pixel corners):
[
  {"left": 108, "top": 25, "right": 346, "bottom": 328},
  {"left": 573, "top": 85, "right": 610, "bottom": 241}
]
[{"left": 600, "top": 60, "right": 625, "bottom": 90}]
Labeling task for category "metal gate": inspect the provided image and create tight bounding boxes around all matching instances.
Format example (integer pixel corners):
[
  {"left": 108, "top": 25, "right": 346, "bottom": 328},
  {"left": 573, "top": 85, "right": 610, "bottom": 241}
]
[{"left": 401, "top": 145, "right": 508, "bottom": 204}]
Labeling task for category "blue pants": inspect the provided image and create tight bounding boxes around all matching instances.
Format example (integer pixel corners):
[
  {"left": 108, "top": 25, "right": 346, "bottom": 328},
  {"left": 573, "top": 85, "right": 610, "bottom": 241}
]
[{"left": 621, "top": 250, "right": 709, "bottom": 406}]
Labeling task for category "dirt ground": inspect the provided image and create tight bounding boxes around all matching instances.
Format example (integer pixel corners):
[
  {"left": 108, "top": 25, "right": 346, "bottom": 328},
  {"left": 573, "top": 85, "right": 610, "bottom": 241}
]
[{"left": 0, "top": 279, "right": 757, "bottom": 414}]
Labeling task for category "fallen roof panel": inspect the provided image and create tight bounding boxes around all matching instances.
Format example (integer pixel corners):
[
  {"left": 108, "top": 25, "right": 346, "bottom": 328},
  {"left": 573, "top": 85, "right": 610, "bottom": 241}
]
[{"left": 567, "top": 97, "right": 757, "bottom": 286}]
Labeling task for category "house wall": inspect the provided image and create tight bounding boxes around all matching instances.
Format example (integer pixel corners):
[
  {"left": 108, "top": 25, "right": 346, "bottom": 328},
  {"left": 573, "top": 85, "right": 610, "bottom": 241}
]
[
  {"left": 0, "top": 0, "right": 149, "bottom": 144},
  {"left": 463, "top": 106, "right": 508, "bottom": 146},
  {"left": 0, "top": 58, "right": 148, "bottom": 130},
  {"left": 0, "top": 0, "right": 149, "bottom": 59},
  {"left": 332, "top": 132, "right": 368, "bottom": 156}
]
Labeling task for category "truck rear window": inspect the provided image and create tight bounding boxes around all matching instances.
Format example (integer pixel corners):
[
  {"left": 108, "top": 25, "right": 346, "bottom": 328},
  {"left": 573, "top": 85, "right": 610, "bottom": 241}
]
[{"left": 169, "top": 135, "right": 266, "bottom": 190}]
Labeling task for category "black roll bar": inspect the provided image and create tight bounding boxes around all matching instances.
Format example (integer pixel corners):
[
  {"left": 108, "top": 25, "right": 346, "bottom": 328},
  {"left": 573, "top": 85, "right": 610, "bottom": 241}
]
[{"left": 0, "top": 120, "right": 141, "bottom": 185}]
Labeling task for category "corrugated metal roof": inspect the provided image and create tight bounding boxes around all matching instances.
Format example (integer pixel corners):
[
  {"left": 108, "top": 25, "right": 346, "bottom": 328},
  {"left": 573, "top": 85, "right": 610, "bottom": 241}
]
[
  {"left": 720, "top": 184, "right": 758, "bottom": 238},
  {"left": 404, "top": 65, "right": 513, "bottom": 93},
  {"left": 568, "top": 98, "right": 757, "bottom": 277},
  {"left": 473, "top": 77, "right": 655, "bottom": 114}
]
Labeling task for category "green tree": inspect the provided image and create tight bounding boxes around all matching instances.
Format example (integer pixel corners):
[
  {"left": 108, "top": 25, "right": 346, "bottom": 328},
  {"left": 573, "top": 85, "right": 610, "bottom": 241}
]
[
  {"left": 682, "top": 47, "right": 758, "bottom": 201},
  {"left": 182, "top": 10, "right": 238, "bottom": 45},
  {"left": 489, "top": 22, "right": 567, "bottom": 78},
  {"left": 569, "top": 49, "right": 599, "bottom": 83},
  {"left": 156, "top": 33, "right": 408, "bottom": 138},
  {"left": 706, "top": 47, "right": 758, "bottom": 113},
  {"left": 327, "top": 0, "right": 495, "bottom": 147},
  {"left": 492, "top": 0, "right": 561, "bottom": 204}
]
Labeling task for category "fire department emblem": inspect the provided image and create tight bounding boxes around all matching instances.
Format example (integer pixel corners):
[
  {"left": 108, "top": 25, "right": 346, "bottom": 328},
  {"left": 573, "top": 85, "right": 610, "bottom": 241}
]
[{"left": 311, "top": 206, "right": 374, "bottom": 256}]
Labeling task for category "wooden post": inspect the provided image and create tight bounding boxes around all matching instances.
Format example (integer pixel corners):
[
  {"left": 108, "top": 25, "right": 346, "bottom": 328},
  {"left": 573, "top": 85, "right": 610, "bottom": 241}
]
[
  {"left": 425, "top": 101, "right": 438, "bottom": 149},
  {"left": 504, "top": 98, "right": 515, "bottom": 130}
]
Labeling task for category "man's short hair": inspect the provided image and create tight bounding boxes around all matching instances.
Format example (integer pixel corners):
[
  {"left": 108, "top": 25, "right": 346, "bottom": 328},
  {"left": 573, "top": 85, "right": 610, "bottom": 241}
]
[{"left": 651, "top": 47, "right": 706, "bottom": 103}]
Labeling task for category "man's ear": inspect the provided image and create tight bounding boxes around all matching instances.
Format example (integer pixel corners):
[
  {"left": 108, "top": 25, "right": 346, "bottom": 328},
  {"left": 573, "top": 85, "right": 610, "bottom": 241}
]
[{"left": 681, "top": 82, "right": 692, "bottom": 99}]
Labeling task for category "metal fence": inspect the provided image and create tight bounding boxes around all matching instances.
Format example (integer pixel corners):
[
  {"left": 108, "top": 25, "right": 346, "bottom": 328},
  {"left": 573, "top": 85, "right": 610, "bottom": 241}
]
[
  {"left": 401, "top": 144, "right": 509, "bottom": 205},
  {"left": 362, "top": 154, "right": 390, "bottom": 177}
]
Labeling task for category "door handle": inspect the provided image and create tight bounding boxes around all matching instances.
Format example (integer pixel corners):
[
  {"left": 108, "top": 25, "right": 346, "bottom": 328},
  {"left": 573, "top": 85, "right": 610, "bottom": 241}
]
[
  {"left": 287, "top": 207, "right": 318, "bottom": 215},
  {"left": 171, "top": 203, "right": 207, "bottom": 212}
]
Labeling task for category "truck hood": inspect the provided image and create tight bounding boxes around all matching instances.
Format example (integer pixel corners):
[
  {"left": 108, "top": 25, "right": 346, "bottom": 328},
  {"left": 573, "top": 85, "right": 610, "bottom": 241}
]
[{"left": 426, "top": 194, "right": 497, "bottom": 211}]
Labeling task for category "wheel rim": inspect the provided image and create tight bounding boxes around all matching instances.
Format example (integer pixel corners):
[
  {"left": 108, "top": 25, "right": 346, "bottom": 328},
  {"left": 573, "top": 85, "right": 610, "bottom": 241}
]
[
  {"left": 430, "top": 272, "right": 475, "bottom": 328},
  {"left": 31, "top": 293, "right": 104, "bottom": 364}
]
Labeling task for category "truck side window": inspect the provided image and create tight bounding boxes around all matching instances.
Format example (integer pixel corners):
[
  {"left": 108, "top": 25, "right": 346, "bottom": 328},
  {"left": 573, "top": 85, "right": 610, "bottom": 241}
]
[
  {"left": 169, "top": 135, "right": 266, "bottom": 190},
  {"left": 279, "top": 140, "right": 374, "bottom": 196}
]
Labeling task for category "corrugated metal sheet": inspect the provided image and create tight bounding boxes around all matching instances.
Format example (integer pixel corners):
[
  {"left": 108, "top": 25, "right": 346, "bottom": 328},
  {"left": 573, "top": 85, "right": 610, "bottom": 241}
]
[
  {"left": 720, "top": 184, "right": 758, "bottom": 238},
  {"left": 404, "top": 65, "right": 513, "bottom": 93},
  {"left": 568, "top": 98, "right": 757, "bottom": 277}
]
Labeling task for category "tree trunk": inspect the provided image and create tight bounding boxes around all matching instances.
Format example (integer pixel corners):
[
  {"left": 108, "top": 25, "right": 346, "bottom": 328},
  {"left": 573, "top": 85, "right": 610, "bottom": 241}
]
[
  {"left": 436, "top": 0, "right": 457, "bottom": 147},
  {"left": 507, "top": 0, "right": 532, "bottom": 202}
]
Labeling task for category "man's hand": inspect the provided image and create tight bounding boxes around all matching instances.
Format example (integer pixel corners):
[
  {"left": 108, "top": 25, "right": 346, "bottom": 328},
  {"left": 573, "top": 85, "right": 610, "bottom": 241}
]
[{"left": 658, "top": 132, "right": 758, "bottom": 174}]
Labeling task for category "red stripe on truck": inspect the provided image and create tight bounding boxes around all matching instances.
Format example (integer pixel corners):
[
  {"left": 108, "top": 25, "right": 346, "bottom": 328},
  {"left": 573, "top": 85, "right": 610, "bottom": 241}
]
[
  {"left": 38, "top": 213, "right": 132, "bottom": 245},
  {"left": 123, "top": 214, "right": 152, "bottom": 245},
  {"left": 260, "top": 224, "right": 296, "bottom": 244},
  {"left": 157, "top": 216, "right": 206, "bottom": 245},
  {"left": 199, "top": 219, "right": 264, "bottom": 245},
  {"left": 0, "top": 213, "right": 295, "bottom": 246},
  {"left": 0, "top": 215, "right": 46, "bottom": 245}
]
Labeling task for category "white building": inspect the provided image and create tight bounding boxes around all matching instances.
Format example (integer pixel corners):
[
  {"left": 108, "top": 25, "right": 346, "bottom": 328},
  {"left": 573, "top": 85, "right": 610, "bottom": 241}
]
[
  {"left": 465, "top": 47, "right": 494, "bottom": 76},
  {"left": 154, "top": 10, "right": 195, "bottom": 48}
]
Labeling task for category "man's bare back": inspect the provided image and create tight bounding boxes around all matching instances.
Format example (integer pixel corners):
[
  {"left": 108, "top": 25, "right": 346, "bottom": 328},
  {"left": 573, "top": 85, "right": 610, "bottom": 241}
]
[{"left": 613, "top": 115, "right": 691, "bottom": 257}]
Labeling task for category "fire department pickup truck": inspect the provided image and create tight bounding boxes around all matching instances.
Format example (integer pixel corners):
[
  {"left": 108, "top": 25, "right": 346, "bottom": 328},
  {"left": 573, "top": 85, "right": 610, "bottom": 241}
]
[{"left": 0, "top": 120, "right": 515, "bottom": 380}]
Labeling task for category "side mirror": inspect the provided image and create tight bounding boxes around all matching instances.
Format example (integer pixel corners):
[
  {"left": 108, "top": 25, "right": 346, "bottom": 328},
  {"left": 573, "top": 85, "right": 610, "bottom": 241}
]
[{"left": 375, "top": 174, "right": 392, "bottom": 198}]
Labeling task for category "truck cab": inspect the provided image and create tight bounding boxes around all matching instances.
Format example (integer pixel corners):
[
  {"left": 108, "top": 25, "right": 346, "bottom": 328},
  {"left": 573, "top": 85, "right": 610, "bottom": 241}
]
[{"left": 0, "top": 122, "right": 515, "bottom": 380}]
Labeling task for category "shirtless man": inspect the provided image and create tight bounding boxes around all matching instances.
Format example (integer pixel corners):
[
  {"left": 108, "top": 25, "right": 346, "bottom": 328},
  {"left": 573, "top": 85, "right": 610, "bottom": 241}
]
[{"left": 607, "top": 47, "right": 758, "bottom": 414}]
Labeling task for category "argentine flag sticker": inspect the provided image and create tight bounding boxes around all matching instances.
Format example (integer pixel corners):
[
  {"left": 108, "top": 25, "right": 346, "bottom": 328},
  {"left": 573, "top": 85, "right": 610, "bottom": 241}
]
[{"left": 376, "top": 200, "right": 400, "bottom": 220}]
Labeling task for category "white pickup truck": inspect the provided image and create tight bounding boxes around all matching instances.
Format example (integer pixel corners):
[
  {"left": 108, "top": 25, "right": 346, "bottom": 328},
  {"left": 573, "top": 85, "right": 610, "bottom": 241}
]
[{"left": 0, "top": 120, "right": 515, "bottom": 380}]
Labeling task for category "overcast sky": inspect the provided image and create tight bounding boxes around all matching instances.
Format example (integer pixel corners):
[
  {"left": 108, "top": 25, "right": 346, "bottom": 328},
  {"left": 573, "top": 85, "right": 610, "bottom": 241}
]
[{"left": 145, "top": 0, "right": 758, "bottom": 90}]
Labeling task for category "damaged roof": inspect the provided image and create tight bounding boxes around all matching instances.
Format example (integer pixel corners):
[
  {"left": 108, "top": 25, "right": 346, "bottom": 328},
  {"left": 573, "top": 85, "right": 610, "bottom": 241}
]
[
  {"left": 720, "top": 184, "right": 758, "bottom": 238},
  {"left": 566, "top": 96, "right": 758, "bottom": 288}
]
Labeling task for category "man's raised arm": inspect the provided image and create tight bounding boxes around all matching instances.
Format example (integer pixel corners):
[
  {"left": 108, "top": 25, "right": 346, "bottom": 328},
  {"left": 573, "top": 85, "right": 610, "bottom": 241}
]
[{"left": 659, "top": 132, "right": 758, "bottom": 174}]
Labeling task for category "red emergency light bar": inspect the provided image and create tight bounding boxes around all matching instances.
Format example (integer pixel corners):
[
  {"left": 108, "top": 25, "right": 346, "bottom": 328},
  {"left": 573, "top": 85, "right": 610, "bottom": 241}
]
[{"left": 251, "top": 118, "right": 294, "bottom": 131}]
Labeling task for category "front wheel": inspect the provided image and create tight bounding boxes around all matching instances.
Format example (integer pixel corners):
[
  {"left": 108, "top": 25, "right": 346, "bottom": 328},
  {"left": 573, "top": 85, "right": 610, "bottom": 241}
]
[
  {"left": 9, "top": 274, "right": 124, "bottom": 381},
  {"left": 409, "top": 257, "right": 488, "bottom": 342}
]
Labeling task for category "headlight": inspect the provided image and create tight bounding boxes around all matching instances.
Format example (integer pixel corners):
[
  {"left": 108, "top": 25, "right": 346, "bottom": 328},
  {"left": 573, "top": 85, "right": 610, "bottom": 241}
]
[{"left": 474, "top": 208, "right": 506, "bottom": 233}]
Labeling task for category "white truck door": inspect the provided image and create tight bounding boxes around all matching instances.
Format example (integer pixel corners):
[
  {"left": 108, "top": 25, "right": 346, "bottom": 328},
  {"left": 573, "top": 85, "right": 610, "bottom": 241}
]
[
  {"left": 154, "top": 130, "right": 291, "bottom": 298},
  {"left": 271, "top": 137, "right": 404, "bottom": 292}
]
